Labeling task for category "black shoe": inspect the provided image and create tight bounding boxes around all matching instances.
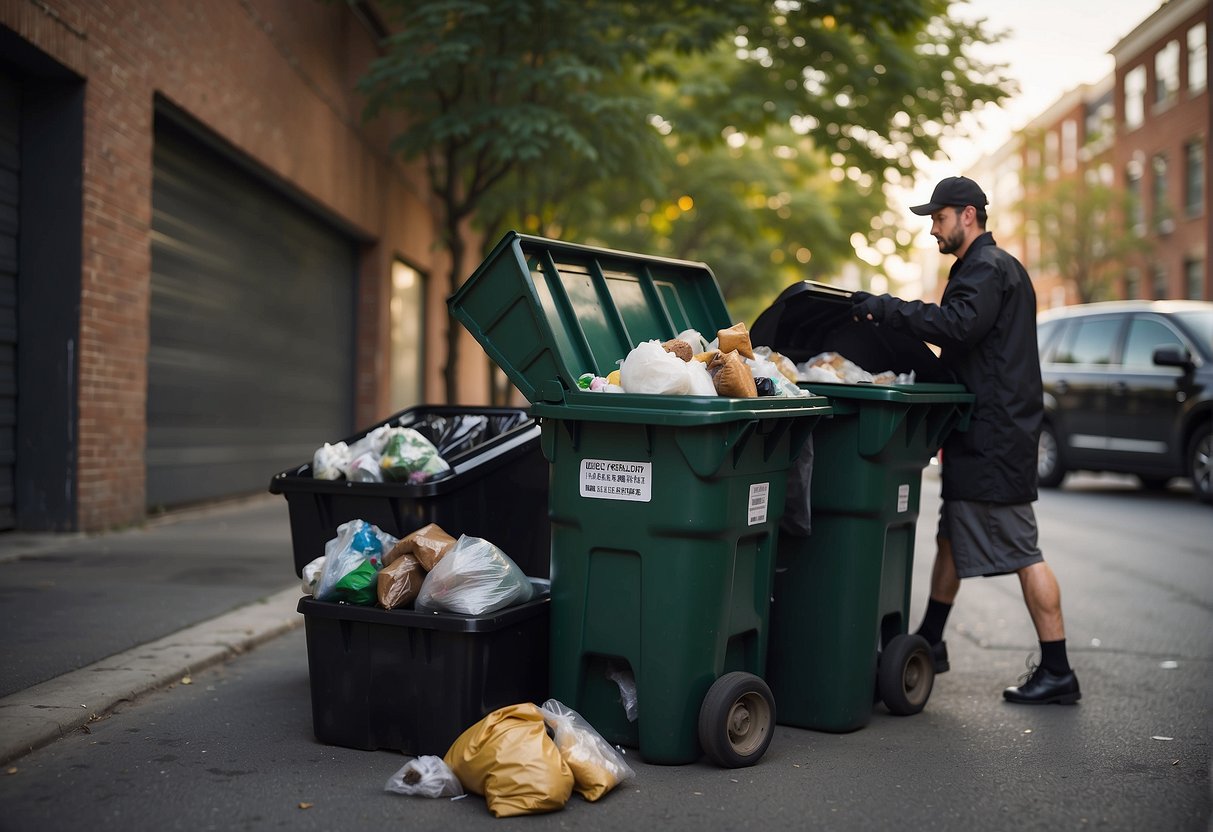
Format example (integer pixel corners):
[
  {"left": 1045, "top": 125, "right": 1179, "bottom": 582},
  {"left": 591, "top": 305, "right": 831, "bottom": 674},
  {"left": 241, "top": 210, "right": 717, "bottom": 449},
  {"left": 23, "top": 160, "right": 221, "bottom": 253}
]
[
  {"left": 1003, "top": 661, "right": 1081, "bottom": 705},
  {"left": 930, "top": 640, "right": 950, "bottom": 674}
]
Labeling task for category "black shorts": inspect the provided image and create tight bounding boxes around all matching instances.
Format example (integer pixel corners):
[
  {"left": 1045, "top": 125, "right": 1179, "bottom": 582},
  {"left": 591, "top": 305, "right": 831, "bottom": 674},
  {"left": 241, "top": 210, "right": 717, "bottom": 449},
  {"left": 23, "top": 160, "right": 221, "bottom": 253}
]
[{"left": 938, "top": 500, "right": 1044, "bottom": 578}]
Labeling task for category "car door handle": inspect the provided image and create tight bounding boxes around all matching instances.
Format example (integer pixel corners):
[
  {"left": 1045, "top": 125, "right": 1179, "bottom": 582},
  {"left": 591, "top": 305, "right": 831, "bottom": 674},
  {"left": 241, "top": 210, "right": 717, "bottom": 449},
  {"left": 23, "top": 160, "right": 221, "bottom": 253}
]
[{"left": 1054, "top": 380, "right": 1069, "bottom": 395}]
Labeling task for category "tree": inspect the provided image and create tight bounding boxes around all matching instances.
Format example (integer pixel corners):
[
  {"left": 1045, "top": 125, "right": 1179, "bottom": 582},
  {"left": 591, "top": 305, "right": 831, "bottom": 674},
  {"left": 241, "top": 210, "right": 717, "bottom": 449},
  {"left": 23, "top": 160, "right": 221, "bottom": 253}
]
[
  {"left": 1019, "top": 123, "right": 1152, "bottom": 304},
  {"left": 360, "top": 1, "right": 1013, "bottom": 402}
]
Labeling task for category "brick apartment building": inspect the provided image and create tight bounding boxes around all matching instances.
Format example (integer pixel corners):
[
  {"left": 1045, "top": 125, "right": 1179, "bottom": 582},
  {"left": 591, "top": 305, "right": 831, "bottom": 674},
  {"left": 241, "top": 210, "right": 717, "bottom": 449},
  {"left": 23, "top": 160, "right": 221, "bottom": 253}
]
[
  {"left": 1111, "top": 0, "right": 1209, "bottom": 301},
  {"left": 956, "top": 0, "right": 1209, "bottom": 310},
  {"left": 1, "top": 1, "right": 494, "bottom": 532}
]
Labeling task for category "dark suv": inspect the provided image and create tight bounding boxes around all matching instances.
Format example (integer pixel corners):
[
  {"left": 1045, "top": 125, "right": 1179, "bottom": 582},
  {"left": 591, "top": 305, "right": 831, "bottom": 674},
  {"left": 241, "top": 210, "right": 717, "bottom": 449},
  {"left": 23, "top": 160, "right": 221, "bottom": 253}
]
[{"left": 1036, "top": 301, "right": 1213, "bottom": 503}]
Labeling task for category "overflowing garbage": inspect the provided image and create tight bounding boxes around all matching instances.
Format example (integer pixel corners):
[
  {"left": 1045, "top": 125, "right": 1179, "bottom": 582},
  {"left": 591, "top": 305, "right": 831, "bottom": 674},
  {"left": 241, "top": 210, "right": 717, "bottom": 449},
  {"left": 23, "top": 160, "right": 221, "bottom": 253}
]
[
  {"left": 576, "top": 322, "right": 913, "bottom": 398},
  {"left": 304, "top": 519, "right": 537, "bottom": 616},
  {"left": 385, "top": 699, "right": 635, "bottom": 817}
]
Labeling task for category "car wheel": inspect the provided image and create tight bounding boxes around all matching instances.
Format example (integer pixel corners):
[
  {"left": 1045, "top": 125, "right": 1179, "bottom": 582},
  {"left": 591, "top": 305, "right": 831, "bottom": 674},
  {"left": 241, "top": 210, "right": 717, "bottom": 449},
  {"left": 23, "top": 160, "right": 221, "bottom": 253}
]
[
  {"left": 1187, "top": 425, "right": 1212, "bottom": 504},
  {"left": 1037, "top": 422, "right": 1066, "bottom": 488}
]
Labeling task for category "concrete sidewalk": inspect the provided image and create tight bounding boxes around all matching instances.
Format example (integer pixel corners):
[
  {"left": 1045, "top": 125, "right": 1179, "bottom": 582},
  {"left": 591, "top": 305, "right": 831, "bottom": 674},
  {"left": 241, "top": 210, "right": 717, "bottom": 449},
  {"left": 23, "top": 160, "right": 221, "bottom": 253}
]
[{"left": 0, "top": 494, "right": 305, "bottom": 766}]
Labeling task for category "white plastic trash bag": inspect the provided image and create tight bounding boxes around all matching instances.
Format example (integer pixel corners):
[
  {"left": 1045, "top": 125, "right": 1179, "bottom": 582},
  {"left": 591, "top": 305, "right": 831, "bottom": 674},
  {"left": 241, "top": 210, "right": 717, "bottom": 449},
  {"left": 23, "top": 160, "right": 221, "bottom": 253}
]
[
  {"left": 415, "top": 535, "right": 535, "bottom": 615},
  {"left": 619, "top": 340, "right": 691, "bottom": 395}
]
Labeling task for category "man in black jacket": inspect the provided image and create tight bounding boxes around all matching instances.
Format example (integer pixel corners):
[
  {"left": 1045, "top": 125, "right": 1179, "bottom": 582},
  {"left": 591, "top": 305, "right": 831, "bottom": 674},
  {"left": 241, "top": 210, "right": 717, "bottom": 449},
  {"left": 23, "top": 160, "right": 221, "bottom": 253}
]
[{"left": 852, "top": 176, "right": 1081, "bottom": 705}]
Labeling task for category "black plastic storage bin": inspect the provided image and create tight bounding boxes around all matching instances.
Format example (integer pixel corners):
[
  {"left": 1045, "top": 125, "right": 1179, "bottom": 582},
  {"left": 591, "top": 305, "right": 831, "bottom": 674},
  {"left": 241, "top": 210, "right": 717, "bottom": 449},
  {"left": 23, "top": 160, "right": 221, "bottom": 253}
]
[
  {"left": 298, "top": 586, "right": 550, "bottom": 755},
  {"left": 269, "top": 405, "right": 551, "bottom": 579}
]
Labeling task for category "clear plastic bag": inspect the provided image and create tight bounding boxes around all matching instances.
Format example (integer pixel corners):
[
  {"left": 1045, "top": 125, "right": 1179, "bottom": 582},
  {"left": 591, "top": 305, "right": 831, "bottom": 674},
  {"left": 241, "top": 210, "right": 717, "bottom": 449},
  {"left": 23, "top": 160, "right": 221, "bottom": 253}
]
[
  {"left": 384, "top": 755, "right": 464, "bottom": 799},
  {"left": 415, "top": 535, "right": 535, "bottom": 615},
  {"left": 606, "top": 664, "right": 639, "bottom": 722},
  {"left": 540, "top": 699, "right": 635, "bottom": 801},
  {"left": 314, "top": 519, "right": 398, "bottom": 605},
  {"left": 379, "top": 427, "right": 451, "bottom": 483}
]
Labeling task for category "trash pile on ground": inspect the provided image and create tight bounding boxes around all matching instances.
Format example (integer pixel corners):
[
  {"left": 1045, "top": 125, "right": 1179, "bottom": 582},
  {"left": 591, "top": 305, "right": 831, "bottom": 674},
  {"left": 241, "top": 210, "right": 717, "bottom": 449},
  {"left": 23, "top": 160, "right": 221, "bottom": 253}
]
[
  {"left": 384, "top": 698, "right": 635, "bottom": 817},
  {"left": 303, "top": 519, "right": 536, "bottom": 615}
]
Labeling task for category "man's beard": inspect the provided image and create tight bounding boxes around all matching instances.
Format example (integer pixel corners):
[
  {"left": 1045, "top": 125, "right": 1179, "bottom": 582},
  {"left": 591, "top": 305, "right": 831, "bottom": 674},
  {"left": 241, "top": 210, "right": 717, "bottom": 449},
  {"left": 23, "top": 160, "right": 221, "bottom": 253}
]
[{"left": 936, "top": 226, "right": 965, "bottom": 254}]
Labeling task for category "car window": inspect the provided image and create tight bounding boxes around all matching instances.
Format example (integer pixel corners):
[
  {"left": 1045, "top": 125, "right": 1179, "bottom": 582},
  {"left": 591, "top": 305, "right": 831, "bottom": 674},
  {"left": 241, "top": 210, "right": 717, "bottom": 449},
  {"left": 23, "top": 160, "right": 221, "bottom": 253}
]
[
  {"left": 1054, "top": 317, "right": 1121, "bottom": 365},
  {"left": 1037, "top": 318, "right": 1063, "bottom": 360},
  {"left": 1171, "top": 311, "right": 1213, "bottom": 352},
  {"left": 1122, "top": 318, "right": 1184, "bottom": 368}
]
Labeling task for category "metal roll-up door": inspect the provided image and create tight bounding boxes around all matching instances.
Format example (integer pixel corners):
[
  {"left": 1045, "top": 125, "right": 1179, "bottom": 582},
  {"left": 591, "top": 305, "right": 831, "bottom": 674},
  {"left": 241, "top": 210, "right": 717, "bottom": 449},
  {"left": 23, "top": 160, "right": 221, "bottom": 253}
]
[
  {"left": 0, "top": 70, "right": 19, "bottom": 530},
  {"left": 148, "top": 118, "right": 356, "bottom": 509}
]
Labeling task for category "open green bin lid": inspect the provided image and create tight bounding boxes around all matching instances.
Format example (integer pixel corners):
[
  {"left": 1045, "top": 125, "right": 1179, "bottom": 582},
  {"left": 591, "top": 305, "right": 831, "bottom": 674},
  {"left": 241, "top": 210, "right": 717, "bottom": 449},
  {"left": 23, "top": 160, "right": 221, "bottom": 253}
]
[{"left": 449, "top": 231, "right": 832, "bottom": 426}]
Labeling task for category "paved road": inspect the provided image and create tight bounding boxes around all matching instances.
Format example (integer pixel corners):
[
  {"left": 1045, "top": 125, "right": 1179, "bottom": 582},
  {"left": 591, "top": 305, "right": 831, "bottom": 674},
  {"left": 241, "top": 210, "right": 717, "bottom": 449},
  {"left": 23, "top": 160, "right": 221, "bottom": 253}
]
[{"left": 0, "top": 470, "right": 1208, "bottom": 831}]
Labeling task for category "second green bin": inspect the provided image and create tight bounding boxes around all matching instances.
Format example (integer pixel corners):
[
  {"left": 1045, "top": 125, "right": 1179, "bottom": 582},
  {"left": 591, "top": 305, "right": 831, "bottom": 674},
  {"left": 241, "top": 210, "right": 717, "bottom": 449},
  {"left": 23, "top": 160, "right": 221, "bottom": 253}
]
[
  {"left": 450, "top": 232, "right": 831, "bottom": 766},
  {"left": 753, "top": 281, "right": 973, "bottom": 733}
]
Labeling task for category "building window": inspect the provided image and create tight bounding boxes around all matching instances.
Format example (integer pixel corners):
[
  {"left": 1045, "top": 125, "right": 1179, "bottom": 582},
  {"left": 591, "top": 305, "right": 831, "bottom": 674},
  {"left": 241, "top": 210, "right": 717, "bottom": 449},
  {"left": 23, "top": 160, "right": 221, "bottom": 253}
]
[
  {"left": 1124, "top": 65, "right": 1146, "bottom": 128},
  {"left": 1186, "top": 139, "right": 1205, "bottom": 218},
  {"left": 1152, "top": 154, "right": 1171, "bottom": 234},
  {"left": 1155, "top": 40, "right": 1180, "bottom": 106},
  {"left": 1189, "top": 23, "right": 1207, "bottom": 92},
  {"left": 1151, "top": 263, "right": 1168, "bottom": 299},
  {"left": 1062, "top": 119, "right": 1078, "bottom": 173},
  {"left": 388, "top": 260, "right": 426, "bottom": 409},
  {"left": 1126, "top": 158, "right": 1145, "bottom": 234},
  {"left": 1186, "top": 258, "right": 1205, "bottom": 300},
  {"left": 1045, "top": 131, "right": 1059, "bottom": 180}
]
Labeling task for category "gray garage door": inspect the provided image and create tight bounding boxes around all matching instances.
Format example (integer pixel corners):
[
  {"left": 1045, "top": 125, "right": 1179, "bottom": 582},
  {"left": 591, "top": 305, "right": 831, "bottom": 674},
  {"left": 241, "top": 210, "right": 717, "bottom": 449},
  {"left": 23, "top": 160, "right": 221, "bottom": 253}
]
[
  {"left": 0, "top": 71, "right": 18, "bottom": 530},
  {"left": 148, "top": 117, "right": 356, "bottom": 509}
]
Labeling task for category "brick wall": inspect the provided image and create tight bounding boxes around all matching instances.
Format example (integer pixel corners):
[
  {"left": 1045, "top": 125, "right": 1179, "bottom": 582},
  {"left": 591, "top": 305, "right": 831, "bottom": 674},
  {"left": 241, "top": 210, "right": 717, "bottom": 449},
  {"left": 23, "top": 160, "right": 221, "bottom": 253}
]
[{"left": 2, "top": 0, "right": 488, "bottom": 529}]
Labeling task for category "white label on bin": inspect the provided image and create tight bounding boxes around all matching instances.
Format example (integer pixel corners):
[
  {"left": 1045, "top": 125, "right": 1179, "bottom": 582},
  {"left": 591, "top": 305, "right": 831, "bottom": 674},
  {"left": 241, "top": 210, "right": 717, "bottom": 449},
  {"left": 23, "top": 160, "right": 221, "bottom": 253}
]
[
  {"left": 748, "top": 482, "right": 770, "bottom": 526},
  {"left": 579, "top": 459, "right": 652, "bottom": 502},
  {"left": 897, "top": 483, "right": 910, "bottom": 513}
]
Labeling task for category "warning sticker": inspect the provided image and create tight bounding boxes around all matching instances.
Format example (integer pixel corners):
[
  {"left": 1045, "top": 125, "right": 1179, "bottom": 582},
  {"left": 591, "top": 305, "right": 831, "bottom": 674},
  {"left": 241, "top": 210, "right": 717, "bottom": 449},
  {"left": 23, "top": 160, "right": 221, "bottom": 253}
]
[
  {"left": 580, "top": 459, "right": 652, "bottom": 502},
  {"left": 748, "top": 482, "right": 770, "bottom": 526},
  {"left": 897, "top": 483, "right": 910, "bottom": 513}
]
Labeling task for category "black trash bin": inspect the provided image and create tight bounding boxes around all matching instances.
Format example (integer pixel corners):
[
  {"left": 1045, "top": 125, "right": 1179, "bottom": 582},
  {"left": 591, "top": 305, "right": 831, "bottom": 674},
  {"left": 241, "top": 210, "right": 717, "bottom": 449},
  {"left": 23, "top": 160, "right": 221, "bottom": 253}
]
[{"left": 268, "top": 405, "right": 551, "bottom": 579}]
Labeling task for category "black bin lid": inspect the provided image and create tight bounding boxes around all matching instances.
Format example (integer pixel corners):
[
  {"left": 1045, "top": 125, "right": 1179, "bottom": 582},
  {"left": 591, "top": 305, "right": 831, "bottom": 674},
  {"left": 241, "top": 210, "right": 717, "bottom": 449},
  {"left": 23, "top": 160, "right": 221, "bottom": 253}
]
[{"left": 750, "top": 281, "right": 955, "bottom": 384}]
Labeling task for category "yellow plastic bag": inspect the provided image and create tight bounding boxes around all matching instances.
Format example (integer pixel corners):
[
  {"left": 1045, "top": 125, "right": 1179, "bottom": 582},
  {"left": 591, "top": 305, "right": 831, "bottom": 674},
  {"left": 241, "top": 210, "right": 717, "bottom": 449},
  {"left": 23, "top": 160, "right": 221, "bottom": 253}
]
[{"left": 443, "top": 703, "right": 574, "bottom": 817}]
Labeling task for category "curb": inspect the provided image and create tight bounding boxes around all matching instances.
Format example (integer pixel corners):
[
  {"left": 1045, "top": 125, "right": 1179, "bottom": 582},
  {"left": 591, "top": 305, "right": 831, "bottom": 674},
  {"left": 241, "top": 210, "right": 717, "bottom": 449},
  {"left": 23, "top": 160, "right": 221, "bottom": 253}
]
[{"left": 0, "top": 584, "right": 303, "bottom": 767}]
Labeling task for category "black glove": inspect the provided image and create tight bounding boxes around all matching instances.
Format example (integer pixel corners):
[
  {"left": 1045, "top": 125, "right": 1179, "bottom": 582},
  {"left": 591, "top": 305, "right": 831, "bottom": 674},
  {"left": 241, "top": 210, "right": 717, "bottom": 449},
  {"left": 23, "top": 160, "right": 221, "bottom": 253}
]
[{"left": 850, "top": 290, "right": 887, "bottom": 323}]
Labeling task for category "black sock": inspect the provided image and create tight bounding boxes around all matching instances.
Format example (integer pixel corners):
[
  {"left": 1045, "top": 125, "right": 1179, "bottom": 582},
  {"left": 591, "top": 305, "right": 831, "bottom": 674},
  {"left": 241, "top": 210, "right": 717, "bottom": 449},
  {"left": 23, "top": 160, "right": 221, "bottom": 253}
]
[
  {"left": 916, "top": 599, "right": 952, "bottom": 645},
  {"left": 1040, "top": 639, "right": 1070, "bottom": 674}
]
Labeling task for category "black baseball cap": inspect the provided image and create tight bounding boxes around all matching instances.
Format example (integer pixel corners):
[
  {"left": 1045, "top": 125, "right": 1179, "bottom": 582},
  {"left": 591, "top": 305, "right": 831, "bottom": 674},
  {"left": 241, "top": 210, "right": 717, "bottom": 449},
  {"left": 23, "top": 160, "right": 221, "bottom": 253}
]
[{"left": 909, "top": 176, "right": 988, "bottom": 215}]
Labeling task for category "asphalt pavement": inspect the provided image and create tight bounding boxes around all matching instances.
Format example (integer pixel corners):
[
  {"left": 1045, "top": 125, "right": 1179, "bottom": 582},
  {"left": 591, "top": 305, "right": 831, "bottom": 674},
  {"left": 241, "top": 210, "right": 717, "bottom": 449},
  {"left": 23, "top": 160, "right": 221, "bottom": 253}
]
[
  {"left": 0, "top": 493, "right": 303, "bottom": 764},
  {"left": 0, "top": 469, "right": 1209, "bottom": 831}
]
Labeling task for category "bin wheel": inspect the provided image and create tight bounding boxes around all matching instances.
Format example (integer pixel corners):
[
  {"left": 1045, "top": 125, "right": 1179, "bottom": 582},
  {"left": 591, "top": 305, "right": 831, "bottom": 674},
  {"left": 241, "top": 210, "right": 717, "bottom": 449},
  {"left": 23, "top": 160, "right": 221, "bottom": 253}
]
[
  {"left": 878, "top": 634, "right": 934, "bottom": 716},
  {"left": 698, "top": 672, "right": 775, "bottom": 768}
]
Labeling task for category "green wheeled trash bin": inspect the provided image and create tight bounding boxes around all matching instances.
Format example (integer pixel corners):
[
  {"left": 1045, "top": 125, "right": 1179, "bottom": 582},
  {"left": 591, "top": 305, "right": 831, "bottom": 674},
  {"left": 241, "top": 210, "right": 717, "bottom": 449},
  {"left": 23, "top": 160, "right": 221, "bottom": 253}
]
[
  {"left": 752, "top": 281, "right": 974, "bottom": 732},
  {"left": 450, "top": 232, "right": 832, "bottom": 767}
]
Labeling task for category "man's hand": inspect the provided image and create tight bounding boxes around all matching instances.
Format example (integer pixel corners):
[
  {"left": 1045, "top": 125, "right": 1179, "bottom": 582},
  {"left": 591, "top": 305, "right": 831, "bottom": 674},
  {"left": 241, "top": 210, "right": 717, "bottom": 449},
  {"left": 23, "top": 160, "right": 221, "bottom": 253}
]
[{"left": 851, "top": 290, "right": 889, "bottom": 323}]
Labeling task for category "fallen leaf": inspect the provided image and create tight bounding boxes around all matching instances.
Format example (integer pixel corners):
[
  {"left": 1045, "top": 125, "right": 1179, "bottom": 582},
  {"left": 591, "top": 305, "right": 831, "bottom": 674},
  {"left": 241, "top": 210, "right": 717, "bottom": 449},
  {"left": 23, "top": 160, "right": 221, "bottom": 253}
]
[
  {"left": 181, "top": 676, "right": 192, "bottom": 685},
  {"left": 1172, "top": 760, "right": 1180, "bottom": 766},
  {"left": 1152, "top": 736, "right": 1174, "bottom": 741},
  {"left": 1023, "top": 729, "right": 1032, "bottom": 734},
  {"left": 5, "top": 767, "right": 17, "bottom": 775},
  {"left": 298, "top": 802, "right": 313, "bottom": 810}
]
